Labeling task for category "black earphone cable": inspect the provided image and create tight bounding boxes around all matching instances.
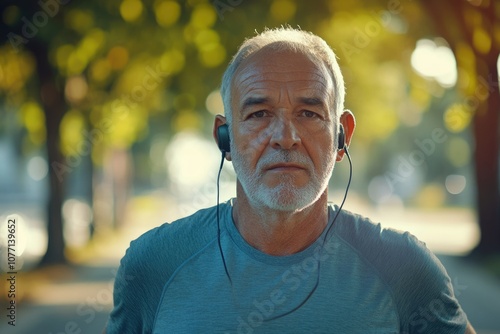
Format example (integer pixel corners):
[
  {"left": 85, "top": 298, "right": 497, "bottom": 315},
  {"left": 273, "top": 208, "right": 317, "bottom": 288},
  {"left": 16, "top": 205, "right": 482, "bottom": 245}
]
[{"left": 217, "top": 150, "right": 232, "bottom": 285}]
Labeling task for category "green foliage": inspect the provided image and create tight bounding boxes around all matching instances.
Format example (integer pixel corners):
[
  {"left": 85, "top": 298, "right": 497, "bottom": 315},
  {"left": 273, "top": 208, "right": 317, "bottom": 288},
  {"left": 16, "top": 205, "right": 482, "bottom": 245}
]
[{"left": 0, "top": 0, "right": 489, "bottom": 203}]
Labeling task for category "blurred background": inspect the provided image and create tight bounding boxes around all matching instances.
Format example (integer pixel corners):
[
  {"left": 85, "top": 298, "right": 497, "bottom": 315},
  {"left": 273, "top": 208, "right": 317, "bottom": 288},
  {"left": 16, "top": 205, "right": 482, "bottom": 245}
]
[{"left": 0, "top": 0, "right": 499, "bottom": 333}]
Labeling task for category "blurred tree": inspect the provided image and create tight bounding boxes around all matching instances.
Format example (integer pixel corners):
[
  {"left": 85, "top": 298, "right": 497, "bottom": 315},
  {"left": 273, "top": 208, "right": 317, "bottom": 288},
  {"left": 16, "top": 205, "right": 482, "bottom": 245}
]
[
  {"left": 419, "top": 0, "right": 500, "bottom": 254},
  {"left": 1, "top": 1, "right": 69, "bottom": 265},
  {"left": 1, "top": 0, "right": 497, "bottom": 267},
  {"left": 0, "top": 0, "right": 233, "bottom": 265}
]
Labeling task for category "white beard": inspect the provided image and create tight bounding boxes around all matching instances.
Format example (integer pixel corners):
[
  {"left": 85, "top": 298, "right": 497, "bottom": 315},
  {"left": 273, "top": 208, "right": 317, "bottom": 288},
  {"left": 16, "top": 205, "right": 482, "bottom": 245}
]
[{"left": 230, "top": 144, "right": 335, "bottom": 212}]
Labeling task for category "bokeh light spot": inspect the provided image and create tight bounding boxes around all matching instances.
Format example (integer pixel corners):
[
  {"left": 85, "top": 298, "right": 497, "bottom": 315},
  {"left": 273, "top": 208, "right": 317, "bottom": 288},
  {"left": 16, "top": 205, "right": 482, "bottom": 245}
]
[
  {"left": 154, "top": 0, "right": 181, "bottom": 27},
  {"left": 445, "top": 137, "right": 471, "bottom": 168},
  {"left": 445, "top": 175, "right": 467, "bottom": 195},
  {"left": 107, "top": 46, "right": 129, "bottom": 70},
  {"left": 472, "top": 27, "right": 491, "bottom": 54},
  {"left": 190, "top": 3, "right": 217, "bottom": 28},
  {"left": 60, "top": 109, "right": 85, "bottom": 157},
  {"left": 206, "top": 90, "right": 224, "bottom": 115},
  {"left": 444, "top": 103, "right": 472, "bottom": 133},
  {"left": 27, "top": 156, "right": 48, "bottom": 181},
  {"left": 65, "top": 76, "right": 88, "bottom": 104},
  {"left": 411, "top": 39, "right": 457, "bottom": 87},
  {"left": 160, "top": 49, "right": 185, "bottom": 74},
  {"left": 120, "top": 0, "right": 143, "bottom": 22},
  {"left": 20, "top": 101, "right": 46, "bottom": 145},
  {"left": 198, "top": 43, "right": 226, "bottom": 68}
]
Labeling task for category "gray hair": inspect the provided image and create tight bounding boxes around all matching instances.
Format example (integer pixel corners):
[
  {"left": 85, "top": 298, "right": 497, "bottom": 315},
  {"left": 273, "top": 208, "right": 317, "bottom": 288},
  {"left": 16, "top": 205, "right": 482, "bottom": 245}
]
[{"left": 220, "top": 27, "right": 345, "bottom": 128}]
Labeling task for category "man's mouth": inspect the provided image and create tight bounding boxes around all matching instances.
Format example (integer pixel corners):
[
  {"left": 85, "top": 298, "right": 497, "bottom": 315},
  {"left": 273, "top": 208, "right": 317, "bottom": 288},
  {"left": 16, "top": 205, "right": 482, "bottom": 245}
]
[{"left": 265, "top": 163, "right": 307, "bottom": 172}]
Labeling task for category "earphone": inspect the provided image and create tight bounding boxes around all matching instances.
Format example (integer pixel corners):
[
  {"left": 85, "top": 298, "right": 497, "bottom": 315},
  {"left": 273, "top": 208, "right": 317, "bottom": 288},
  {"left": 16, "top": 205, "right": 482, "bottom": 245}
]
[
  {"left": 215, "top": 120, "right": 352, "bottom": 320},
  {"left": 217, "top": 123, "right": 231, "bottom": 153},
  {"left": 338, "top": 124, "right": 345, "bottom": 150},
  {"left": 217, "top": 123, "right": 346, "bottom": 152}
]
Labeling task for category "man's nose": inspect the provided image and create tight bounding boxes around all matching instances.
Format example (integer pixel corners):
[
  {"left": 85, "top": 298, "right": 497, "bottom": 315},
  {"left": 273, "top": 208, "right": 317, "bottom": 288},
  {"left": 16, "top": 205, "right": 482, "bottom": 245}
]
[{"left": 269, "top": 116, "right": 301, "bottom": 150}]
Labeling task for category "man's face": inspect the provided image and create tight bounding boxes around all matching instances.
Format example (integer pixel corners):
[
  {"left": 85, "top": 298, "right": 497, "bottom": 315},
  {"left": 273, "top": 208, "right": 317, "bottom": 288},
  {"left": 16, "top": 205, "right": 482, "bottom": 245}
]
[{"left": 229, "top": 47, "right": 337, "bottom": 212}]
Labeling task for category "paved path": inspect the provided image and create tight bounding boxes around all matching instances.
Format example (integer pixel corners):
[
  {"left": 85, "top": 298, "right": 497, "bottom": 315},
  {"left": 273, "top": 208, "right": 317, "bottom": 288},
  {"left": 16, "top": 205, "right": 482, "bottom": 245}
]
[
  {"left": 437, "top": 255, "right": 500, "bottom": 334},
  {"left": 1, "top": 264, "right": 117, "bottom": 334}
]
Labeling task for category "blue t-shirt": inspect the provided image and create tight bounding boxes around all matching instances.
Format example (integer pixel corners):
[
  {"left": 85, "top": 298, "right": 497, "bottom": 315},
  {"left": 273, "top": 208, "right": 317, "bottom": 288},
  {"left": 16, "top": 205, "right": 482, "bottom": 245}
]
[{"left": 106, "top": 201, "right": 467, "bottom": 333}]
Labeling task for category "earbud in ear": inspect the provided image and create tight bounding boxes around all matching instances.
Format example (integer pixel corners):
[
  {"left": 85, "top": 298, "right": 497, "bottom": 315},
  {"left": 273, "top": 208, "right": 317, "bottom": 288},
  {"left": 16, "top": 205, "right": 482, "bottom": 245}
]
[
  {"left": 338, "top": 124, "right": 345, "bottom": 150},
  {"left": 217, "top": 124, "right": 231, "bottom": 153}
]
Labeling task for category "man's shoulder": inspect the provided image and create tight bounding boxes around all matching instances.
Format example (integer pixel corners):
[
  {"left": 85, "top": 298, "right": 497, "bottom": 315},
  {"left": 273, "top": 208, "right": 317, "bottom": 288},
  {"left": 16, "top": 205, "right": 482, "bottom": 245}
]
[
  {"left": 139, "top": 204, "right": 219, "bottom": 240},
  {"left": 334, "top": 208, "right": 434, "bottom": 279},
  {"left": 334, "top": 208, "right": 417, "bottom": 251},
  {"left": 333, "top": 208, "right": 454, "bottom": 305},
  {"left": 122, "top": 204, "right": 221, "bottom": 272}
]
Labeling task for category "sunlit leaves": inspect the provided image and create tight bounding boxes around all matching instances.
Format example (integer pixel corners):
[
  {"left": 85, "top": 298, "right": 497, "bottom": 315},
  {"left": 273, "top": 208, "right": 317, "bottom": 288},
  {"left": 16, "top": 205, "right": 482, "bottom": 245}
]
[
  {"left": 20, "top": 101, "right": 46, "bottom": 146},
  {"left": 190, "top": 3, "right": 217, "bottom": 28},
  {"left": 173, "top": 110, "right": 202, "bottom": 132},
  {"left": 97, "top": 101, "right": 148, "bottom": 150},
  {"left": 197, "top": 39, "right": 226, "bottom": 68},
  {"left": 455, "top": 42, "right": 477, "bottom": 96},
  {"left": 120, "top": 0, "right": 144, "bottom": 22},
  {"left": 189, "top": 28, "right": 225, "bottom": 68},
  {"left": 159, "top": 49, "right": 185, "bottom": 74},
  {"left": 108, "top": 106, "right": 148, "bottom": 148},
  {"left": 60, "top": 109, "right": 85, "bottom": 156},
  {"left": 90, "top": 58, "right": 112, "bottom": 83},
  {"left": 445, "top": 137, "right": 471, "bottom": 168},
  {"left": 0, "top": 46, "right": 35, "bottom": 96},
  {"left": 154, "top": 0, "right": 181, "bottom": 28},
  {"left": 107, "top": 46, "right": 129, "bottom": 70},
  {"left": 444, "top": 103, "right": 472, "bottom": 133},
  {"left": 64, "top": 9, "right": 95, "bottom": 34},
  {"left": 54, "top": 29, "right": 106, "bottom": 76},
  {"left": 473, "top": 27, "right": 492, "bottom": 54},
  {"left": 65, "top": 76, "right": 89, "bottom": 105}
]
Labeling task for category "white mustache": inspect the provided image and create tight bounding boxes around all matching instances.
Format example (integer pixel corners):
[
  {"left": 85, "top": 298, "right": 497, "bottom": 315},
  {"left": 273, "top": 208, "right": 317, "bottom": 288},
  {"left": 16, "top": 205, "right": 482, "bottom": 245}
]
[{"left": 257, "top": 151, "right": 313, "bottom": 171}]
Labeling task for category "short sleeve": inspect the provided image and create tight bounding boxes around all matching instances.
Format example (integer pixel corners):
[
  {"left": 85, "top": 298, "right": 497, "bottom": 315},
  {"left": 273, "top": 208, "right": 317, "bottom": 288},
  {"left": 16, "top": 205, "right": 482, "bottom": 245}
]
[
  {"left": 106, "top": 229, "right": 169, "bottom": 334},
  {"left": 395, "top": 233, "right": 468, "bottom": 334},
  {"left": 106, "top": 250, "right": 142, "bottom": 333},
  {"left": 105, "top": 208, "right": 218, "bottom": 333}
]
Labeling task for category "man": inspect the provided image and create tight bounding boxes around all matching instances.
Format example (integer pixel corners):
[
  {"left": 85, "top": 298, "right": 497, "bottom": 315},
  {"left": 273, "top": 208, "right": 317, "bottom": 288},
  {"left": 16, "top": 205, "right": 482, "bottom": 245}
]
[{"left": 105, "top": 27, "right": 476, "bottom": 333}]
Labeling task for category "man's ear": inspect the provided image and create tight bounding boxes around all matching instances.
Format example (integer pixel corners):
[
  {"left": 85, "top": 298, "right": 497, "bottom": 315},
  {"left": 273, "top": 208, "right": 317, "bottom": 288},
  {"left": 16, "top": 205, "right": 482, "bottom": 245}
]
[
  {"left": 336, "top": 109, "right": 356, "bottom": 162},
  {"left": 213, "top": 114, "right": 232, "bottom": 161}
]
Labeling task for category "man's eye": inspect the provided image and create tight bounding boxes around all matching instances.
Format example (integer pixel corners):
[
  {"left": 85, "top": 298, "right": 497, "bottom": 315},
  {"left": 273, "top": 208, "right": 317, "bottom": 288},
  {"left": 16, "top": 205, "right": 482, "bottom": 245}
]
[
  {"left": 250, "top": 110, "right": 266, "bottom": 118},
  {"left": 303, "top": 110, "right": 317, "bottom": 118}
]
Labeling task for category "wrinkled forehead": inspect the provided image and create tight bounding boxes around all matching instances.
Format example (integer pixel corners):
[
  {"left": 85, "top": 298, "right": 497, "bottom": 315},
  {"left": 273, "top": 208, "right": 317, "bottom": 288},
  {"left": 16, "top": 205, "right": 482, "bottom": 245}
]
[
  {"left": 235, "top": 43, "right": 331, "bottom": 79},
  {"left": 231, "top": 45, "right": 335, "bottom": 103}
]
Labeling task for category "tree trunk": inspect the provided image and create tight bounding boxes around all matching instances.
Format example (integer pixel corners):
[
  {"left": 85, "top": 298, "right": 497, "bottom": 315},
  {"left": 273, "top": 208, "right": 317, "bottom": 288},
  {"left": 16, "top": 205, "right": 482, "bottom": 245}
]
[
  {"left": 473, "top": 63, "right": 500, "bottom": 254},
  {"left": 30, "top": 40, "right": 67, "bottom": 266},
  {"left": 422, "top": 0, "right": 500, "bottom": 255}
]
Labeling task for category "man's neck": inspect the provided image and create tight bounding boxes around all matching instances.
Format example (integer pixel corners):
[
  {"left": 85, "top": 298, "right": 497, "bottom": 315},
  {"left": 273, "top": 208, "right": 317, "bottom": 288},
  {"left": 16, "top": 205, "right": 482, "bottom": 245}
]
[{"left": 232, "top": 183, "right": 329, "bottom": 256}]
